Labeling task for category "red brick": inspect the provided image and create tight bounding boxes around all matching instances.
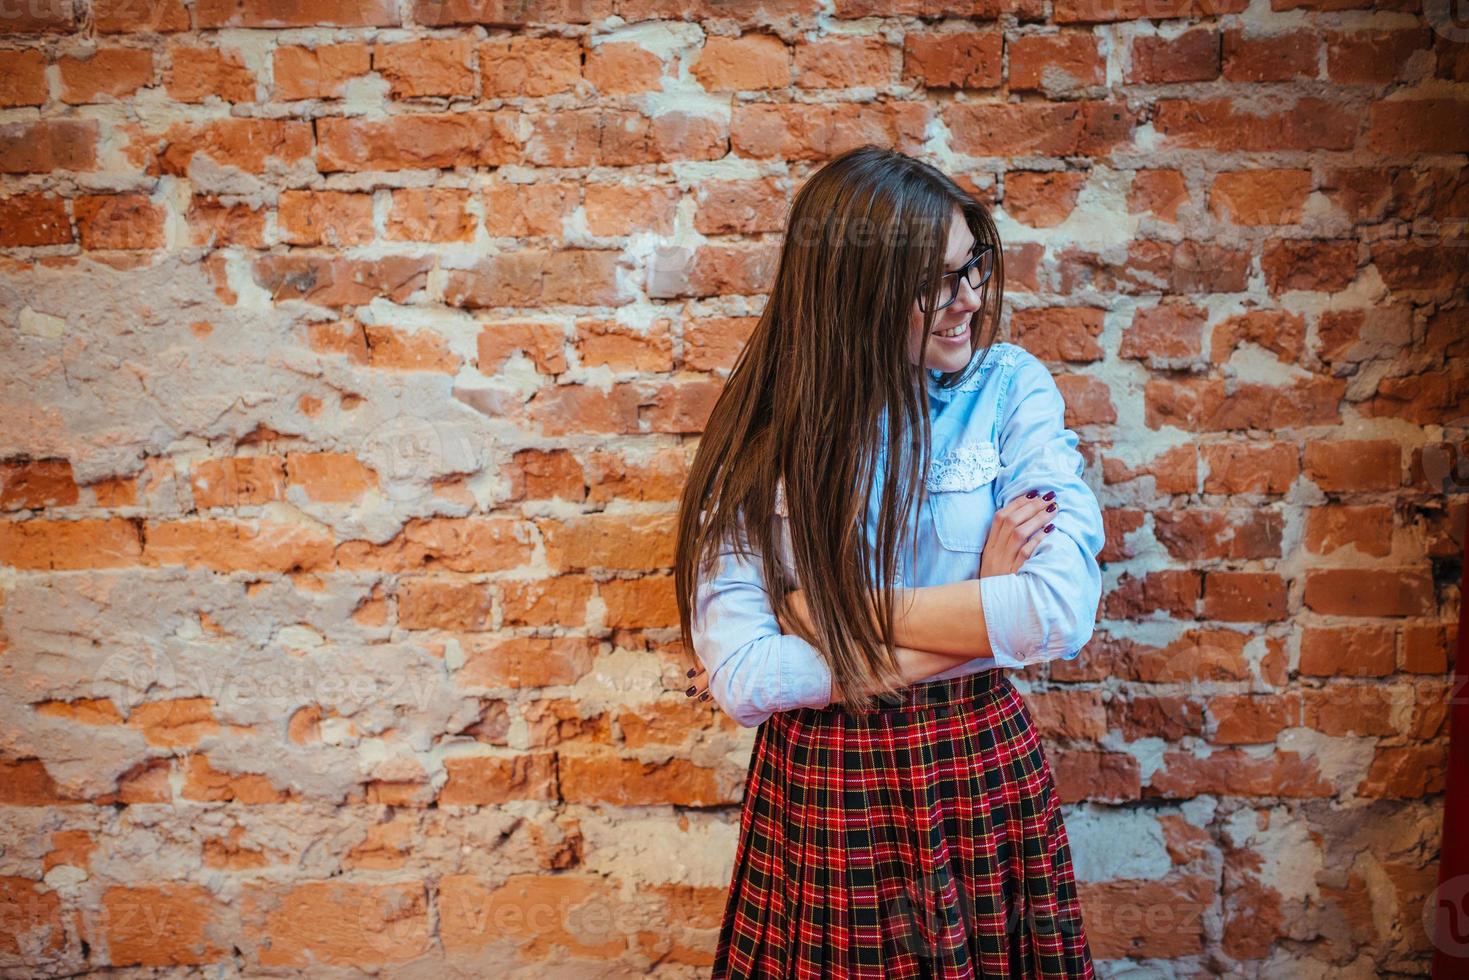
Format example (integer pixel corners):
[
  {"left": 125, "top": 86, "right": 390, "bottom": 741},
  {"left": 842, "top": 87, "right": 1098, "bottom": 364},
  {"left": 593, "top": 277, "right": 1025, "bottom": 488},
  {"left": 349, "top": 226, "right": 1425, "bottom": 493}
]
[
  {"left": 1300, "top": 626, "right": 1395, "bottom": 677},
  {"left": 336, "top": 517, "right": 533, "bottom": 572},
  {"left": 0, "top": 120, "right": 98, "bottom": 173},
  {"left": 584, "top": 184, "right": 679, "bottom": 236},
  {"left": 0, "top": 0, "right": 73, "bottom": 30},
  {"left": 484, "top": 181, "right": 578, "bottom": 238},
  {"left": 1154, "top": 98, "right": 1356, "bottom": 151},
  {"left": 573, "top": 318, "right": 674, "bottom": 372},
  {"left": 0, "top": 49, "right": 46, "bottom": 106},
  {"left": 1367, "top": 99, "right": 1469, "bottom": 155},
  {"left": 1369, "top": 240, "right": 1469, "bottom": 294},
  {"left": 1261, "top": 239, "right": 1359, "bottom": 294},
  {"left": 317, "top": 112, "right": 519, "bottom": 171},
  {"left": 1005, "top": 170, "right": 1086, "bottom": 227},
  {"left": 476, "top": 320, "right": 568, "bottom": 376},
  {"left": 1127, "top": 29, "right": 1220, "bottom": 83},
  {"left": 1210, "top": 309, "right": 1305, "bottom": 364},
  {"left": 479, "top": 36, "right": 581, "bottom": 97},
  {"left": 191, "top": 457, "right": 285, "bottom": 508},
  {"left": 253, "top": 254, "right": 433, "bottom": 307},
  {"left": 375, "top": 37, "right": 474, "bottom": 98},
  {"left": 584, "top": 41, "right": 663, "bottom": 95},
  {"left": 386, "top": 188, "right": 475, "bottom": 242},
  {"left": 97, "top": 884, "right": 225, "bottom": 966},
  {"left": 903, "top": 31, "right": 1002, "bottom": 89},
  {"left": 1145, "top": 376, "right": 1345, "bottom": 430},
  {"left": 1121, "top": 301, "right": 1206, "bottom": 362},
  {"left": 1326, "top": 28, "right": 1431, "bottom": 84},
  {"left": 399, "top": 577, "right": 493, "bottom": 630},
  {"left": 1010, "top": 307, "right": 1104, "bottom": 361},
  {"left": 159, "top": 118, "right": 312, "bottom": 174},
  {"left": 1053, "top": 0, "right": 1248, "bottom": 22},
  {"left": 561, "top": 749, "right": 730, "bottom": 806},
  {"left": 244, "top": 882, "right": 430, "bottom": 966},
  {"left": 1202, "top": 571, "right": 1288, "bottom": 621},
  {"left": 1304, "top": 440, "right": 1400, "bottom": 491},
  {"left": 0, "top": 193, "right": 72, "bottom": 246},
  {"left": 945, "top": 101, "right": 1133, "bottom": 157},
  {"left": 1201, "top": 443, "right": 1297, "bottom": 495},
  {"left": 525, "top": 108, "right": 726, "bottom": 166},
  {"left": 194, "top": 0, "right": 399, "bottom": 27},
  {"left": 1210, "top": 169, "right": 1312, "bottom": 225},
  {"left": 273, "top": 43, "right": 371, "bottom": 100},
  {"left": 285, "top": 452, "right": 377, "bottom": 503},
  {"left": 57, "top": 47, "right": 154, "bottom": 103},
  {"left": 1222, "top": 28, "right": 1318, "bottom": 81},
  {"left": 1304, "top": 568, "right": 1435, "bottom": 617},
  {"left": 166, "top": 43, "right": 256, "bottom": 102},
  {"left": 733, "top": 102, "right": 931, "bottom": 160},
  {"left": 187, "top": 195, "right": 267, "bottom": 247},
  {"left": 1009, "top": 33, "right": 1103, "bottom": 91},
  {"left": 277, "top": 190, "right": 375, "bottom": 246},
  {"left": 1128, "top": 169, "right": 1189, "bottom": 221},
  {"left": 692, "top": 34, "right": 790, "bottom": 91},
  {"left": 145, "top": 519, "right": 333, "bottom": 572},
  {"left": 93, "top": 0, "right": 190, "bottom": 31},
  {"left": 417, "top": 0, "right": 613, "bottom": 24},
  {"left": 73, "top": 194, "right": 166, "bottom": 250},
  {"left": 794, "top": 36, "right": 892, "bottom": 89},
  {"left": 445, "top": 251, "right": 626, "bottom": 308},
  {"left": 0, "top": 518, "right": 142, "bottom": 569},
  {"left": 0, "top": 460, "right": 79, "bottom": 510},
  {"left": 1304, "top": 503, "right": 1392, "bottom": 557},
  {"left": 438, "top": 754, "right": 558, "bottom": 805},
  {"left": 693, "top": 178, "right": 789, "bottom": 234},
  {"left": 363, "top": 325, "right": 462, "bottom": 373}
]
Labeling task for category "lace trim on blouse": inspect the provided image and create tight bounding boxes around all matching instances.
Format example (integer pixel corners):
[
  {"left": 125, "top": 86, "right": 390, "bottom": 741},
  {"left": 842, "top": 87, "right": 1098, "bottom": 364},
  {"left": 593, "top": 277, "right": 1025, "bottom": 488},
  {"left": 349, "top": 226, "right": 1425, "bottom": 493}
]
[{"left": 925, "top": 440, "right": 1001, "bottom": 493}]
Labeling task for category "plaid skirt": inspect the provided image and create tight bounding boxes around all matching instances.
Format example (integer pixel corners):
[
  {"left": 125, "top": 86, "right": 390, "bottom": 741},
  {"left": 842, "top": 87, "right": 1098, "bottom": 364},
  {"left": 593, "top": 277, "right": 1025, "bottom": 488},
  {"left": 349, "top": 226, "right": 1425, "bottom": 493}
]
[{"left": 711, "top": 668, "right": 1095, "bottom": 979}]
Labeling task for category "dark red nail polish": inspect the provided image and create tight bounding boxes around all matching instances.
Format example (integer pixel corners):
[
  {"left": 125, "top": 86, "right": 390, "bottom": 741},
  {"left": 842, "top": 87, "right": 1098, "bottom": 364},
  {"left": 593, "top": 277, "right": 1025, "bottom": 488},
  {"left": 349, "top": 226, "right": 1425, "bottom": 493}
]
[
  {"left": 1046, "top": 502, "right": 1056, "bottom": 512},
  {"left": 699, "top": 692, "right": 710, "bottom": 701},
  {"left": 686, "top": 667, "right": 696, "bottom": 677},
  {"left": 686, "top": 686, "right": 696, "bottom": 695},
  {"left": 1043, "top": 491, "right": 1055, "bottom": 501},
  {"left": 1026, "top": 489, "right": 1038, "bottom": 498},
  {"left": 1044, "top": 523, "right": 1054, "bottom": 532}
]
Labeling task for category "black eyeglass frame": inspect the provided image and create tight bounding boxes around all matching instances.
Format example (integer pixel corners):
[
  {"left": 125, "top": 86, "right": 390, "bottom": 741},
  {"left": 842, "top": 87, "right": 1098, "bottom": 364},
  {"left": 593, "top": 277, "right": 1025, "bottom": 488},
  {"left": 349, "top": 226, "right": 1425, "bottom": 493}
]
[{"left": 917, "top": 244, "right": 996, "bottom": 313}]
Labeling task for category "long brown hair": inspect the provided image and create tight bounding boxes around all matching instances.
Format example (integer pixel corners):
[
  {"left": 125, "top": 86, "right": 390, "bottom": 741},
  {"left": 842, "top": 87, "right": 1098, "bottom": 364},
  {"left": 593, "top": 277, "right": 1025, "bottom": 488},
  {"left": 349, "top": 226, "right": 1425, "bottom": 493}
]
[{"left": 674, "top": 145, "right": 1005, "bottom": 713}]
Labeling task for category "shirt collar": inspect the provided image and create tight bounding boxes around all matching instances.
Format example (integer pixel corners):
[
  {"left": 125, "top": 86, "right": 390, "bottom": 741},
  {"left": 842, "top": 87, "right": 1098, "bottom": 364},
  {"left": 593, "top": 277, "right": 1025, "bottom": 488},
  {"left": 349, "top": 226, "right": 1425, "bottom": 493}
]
[{"left": 924, "top": 363, "right": 962, "bottom": 403}]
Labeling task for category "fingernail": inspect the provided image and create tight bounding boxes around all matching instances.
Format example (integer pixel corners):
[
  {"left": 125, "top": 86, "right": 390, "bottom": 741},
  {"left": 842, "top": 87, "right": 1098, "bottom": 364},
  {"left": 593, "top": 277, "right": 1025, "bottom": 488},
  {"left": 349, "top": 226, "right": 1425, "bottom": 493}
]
[
  {"left": 1026, "top": 489, "right": 1038, "bottom": 498},
  {"left": 686, "top": 667, "right": 696, "bottom": 677},
  {"left": 1043, "top": 491, "right": 1055, "bottom": 501},
  {"left": 1044, "top": 523, "right": 1054, "bottom": 532},
  {"left": 685, "top": 686, "right": 696, "bottom": 696},
  {"left": 1046, "top": 502, "right": 1056, "bottom": 512},
  {"left": 699, "top": 692, "right": 710, "bottom": 701}
]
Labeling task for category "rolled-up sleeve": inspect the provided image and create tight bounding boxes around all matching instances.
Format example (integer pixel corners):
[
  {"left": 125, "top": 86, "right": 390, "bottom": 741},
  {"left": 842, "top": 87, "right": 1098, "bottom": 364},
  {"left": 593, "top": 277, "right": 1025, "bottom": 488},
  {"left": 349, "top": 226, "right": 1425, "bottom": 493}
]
[
  {"left": 689, "top": 531, "right": 834, "bottom": 728},
  {"left": 978, "top": 353, "right": 1106, "bottom": 668}
]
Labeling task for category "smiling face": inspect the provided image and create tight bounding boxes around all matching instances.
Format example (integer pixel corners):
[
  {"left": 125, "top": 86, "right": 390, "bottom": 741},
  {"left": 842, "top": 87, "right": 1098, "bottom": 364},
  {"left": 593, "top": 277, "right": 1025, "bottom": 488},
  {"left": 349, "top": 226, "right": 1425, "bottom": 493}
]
[{"left": 907, "top": 207, "right": 983, "bottom": 375}]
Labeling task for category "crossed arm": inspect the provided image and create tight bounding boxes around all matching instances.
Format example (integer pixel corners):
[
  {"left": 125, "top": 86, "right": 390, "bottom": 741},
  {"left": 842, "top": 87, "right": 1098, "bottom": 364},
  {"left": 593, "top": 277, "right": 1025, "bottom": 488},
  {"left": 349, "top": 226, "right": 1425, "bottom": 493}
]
[{"left": 776, "top": 580, "right": 988, "bottom": 691}]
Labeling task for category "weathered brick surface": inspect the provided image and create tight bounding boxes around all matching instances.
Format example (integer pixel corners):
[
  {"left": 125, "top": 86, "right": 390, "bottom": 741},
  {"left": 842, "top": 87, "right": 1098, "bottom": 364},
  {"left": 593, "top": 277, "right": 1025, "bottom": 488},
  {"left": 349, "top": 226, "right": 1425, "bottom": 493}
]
[{"left": 0, "top": 2, "right": 1463, "bottom": 976}]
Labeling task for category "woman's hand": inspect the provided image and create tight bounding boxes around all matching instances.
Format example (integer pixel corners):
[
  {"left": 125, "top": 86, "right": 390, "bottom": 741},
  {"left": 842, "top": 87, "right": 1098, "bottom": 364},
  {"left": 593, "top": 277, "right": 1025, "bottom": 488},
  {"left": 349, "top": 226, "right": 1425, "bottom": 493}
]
[
  {"left": 980, "top": 488, "right": 1058, "bottom": 578},
  {"left": 684, "top": 589, "right": 815, "bottom": 706}
]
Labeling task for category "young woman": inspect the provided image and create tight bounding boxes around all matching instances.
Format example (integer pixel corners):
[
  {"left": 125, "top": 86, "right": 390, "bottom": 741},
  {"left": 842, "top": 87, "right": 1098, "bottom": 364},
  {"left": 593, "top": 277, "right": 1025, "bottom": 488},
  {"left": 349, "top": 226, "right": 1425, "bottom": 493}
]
[{"left": 673, "top": 145, "right": 1105, "bottom": 978}]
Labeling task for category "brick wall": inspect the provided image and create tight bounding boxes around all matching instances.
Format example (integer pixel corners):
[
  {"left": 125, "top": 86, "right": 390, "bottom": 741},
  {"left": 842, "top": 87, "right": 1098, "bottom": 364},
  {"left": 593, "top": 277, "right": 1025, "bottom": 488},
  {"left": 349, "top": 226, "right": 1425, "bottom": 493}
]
[{"left": 1, "top": 0, "right": 1465, "bottom": 973}]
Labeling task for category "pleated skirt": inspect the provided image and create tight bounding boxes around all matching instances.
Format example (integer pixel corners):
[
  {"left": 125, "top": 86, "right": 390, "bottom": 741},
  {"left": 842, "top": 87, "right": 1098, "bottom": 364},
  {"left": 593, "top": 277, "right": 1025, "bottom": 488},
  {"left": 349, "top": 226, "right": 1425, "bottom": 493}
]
[{"left": 711, "top": 668, "right": 1095, "bottom": 979}]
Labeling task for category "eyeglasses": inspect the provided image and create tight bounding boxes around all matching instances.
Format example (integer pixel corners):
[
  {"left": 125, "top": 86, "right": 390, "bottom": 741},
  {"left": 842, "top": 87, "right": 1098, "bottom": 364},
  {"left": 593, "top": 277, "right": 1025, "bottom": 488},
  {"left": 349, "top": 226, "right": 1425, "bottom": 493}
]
[{"left": 917, "top": 245, "right": 995, "bottom": 312}]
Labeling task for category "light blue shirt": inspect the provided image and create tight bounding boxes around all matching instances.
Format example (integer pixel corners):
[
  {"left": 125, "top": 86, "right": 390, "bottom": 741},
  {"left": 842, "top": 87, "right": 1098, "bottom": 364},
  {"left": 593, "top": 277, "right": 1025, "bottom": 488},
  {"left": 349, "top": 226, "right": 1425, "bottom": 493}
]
[{"left": 689, "top": 342, "right": 1107, "bottom": 728}]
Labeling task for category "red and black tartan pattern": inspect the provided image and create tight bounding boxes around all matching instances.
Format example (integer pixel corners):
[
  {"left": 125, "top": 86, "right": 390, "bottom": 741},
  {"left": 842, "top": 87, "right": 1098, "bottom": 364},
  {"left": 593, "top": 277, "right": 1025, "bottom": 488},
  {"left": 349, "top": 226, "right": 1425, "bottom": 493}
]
[{"left": 711, "top": 669, "right": 1096, "bottom": 979}]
